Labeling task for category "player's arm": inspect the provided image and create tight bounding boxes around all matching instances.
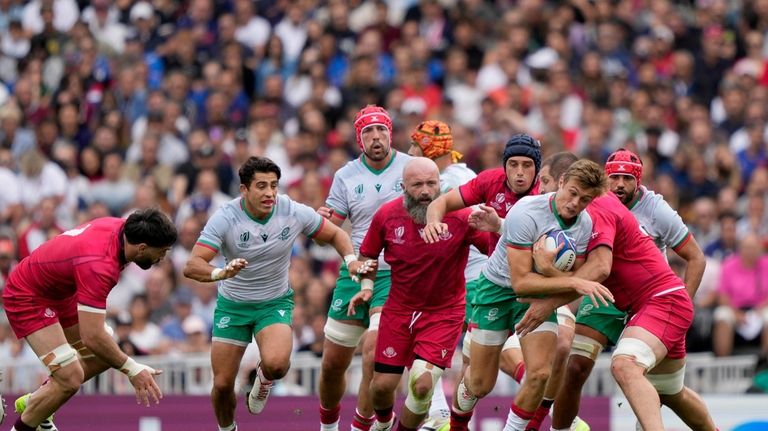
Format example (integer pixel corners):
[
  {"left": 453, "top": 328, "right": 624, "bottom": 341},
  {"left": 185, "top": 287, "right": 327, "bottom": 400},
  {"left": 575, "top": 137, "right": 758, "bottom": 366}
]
[
  {"left": 574, "top": 245, "right": 612, "bottom": 283},
  {"left": 672, "top": 234, "right": 706, "bottom": 298},
  {"left": 313, "top": 218, "right": 376, "bottom": 277},
  {"left": 317, "top": 205, "right": 346, "bottom": 226},
  {"left": 424, "top": 188, "right": 467, "bottom": 243},
  {"left": 78, "top": 307, "right": 162, "bottom": 406},
  {"left": 508, "top": 246, "right": 613, "bottom": 305},
  {"left": 183, "top": 244, "right": 247, "bottom": 282}
]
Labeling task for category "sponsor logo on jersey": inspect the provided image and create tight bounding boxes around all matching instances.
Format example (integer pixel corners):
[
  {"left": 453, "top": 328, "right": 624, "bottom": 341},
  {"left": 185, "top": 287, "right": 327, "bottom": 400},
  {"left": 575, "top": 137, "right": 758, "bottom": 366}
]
[
  {"left": 277, "top": 310, "right": 286, "bottom": 317},
  {"left": 393, "top": 226, "right": 405, "bottom": 244},
  {"left": 43, "top": 308, "right": 55, "bottom": 318},
  {"left": 438, "top": 229, "right": 453, "bottom": 241},
  {"left": 278, "top": 227, "right": 291, "bottom": 240},
  {"left": 392, "top": 181, "right": 403, "bottom": 193},
  {"left": 375, "top": 183, "right": 382, "bottom": 192},
  {"left": 383, "top": 347, "right": 397, "bottom": 358},
  {"left": 441, "top": 349, "right": 448, "bottom": 358}
]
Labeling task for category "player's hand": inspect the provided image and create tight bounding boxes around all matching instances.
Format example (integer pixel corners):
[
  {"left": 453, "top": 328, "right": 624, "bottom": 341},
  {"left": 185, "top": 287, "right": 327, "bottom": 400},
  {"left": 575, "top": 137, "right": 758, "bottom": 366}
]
[
  {"left": 0, "top": 392, "right": 6, "bottom": 425},
  {"left": 348, "top": 259, "right": 377, "bottom": 283},
  {"left": 128, "top": 366, "right": 163, "bottom": 407},
  {"left": 422, "top": 222, "right": 448, "bottom": 243},
  {"left": 220, "top": 258, "right": 248, "bottom": 279},
  {"left": 347, "top": 290, "right": 372, "bottom": 316},
  {"left": 515, "top": 297, "right": 557, "bottom": 338},
  {"left": 318, "top": 206, "right": 335, "bottom": 220},
  {"left": 572, "top": 278, "right": 614, "bottom": 307},
  {"left": 468, "top": 205, "right": 501, "bottom": 233},
  {"left": 531, "top": 235, "right": 562, "bottom": 276}
]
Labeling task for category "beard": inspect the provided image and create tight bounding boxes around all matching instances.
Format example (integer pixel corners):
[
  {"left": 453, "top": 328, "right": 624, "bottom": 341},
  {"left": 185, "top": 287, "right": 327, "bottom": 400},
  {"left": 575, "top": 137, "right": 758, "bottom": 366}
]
[
  {"left": 404, "top": 190, "right": 440, "bottom": 224},
  {"left": 134, "top": 256, "right": 154, "bottom": 270}
]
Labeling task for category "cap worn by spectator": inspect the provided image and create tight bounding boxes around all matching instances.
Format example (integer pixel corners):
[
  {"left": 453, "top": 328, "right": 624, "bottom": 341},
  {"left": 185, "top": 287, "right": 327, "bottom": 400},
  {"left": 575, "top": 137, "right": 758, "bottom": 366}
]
[
  {"left": 182, "top": 315, "right": 207, "bottom": 335},
  {"left": 130, "top": 1, "right": 154, "bottom": 22}
]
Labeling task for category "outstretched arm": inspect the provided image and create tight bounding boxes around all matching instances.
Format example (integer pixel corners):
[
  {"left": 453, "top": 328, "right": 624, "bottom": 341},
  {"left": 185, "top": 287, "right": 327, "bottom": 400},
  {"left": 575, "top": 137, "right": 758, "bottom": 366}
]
[
  {"left": 184, "top": 245, "right": 247, "bottom": 282},
  {"left": 424, "top": 188, "right": 467, "bottom": 243}
]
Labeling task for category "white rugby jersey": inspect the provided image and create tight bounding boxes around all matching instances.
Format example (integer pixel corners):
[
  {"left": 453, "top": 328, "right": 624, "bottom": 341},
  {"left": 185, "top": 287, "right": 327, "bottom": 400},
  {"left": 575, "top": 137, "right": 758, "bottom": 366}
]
[
  {"left": 325, "top": 152, "right": 412, "bottom": 270},
  {"left": 197, "top": 195, "right": 323, "bottom": 302}
]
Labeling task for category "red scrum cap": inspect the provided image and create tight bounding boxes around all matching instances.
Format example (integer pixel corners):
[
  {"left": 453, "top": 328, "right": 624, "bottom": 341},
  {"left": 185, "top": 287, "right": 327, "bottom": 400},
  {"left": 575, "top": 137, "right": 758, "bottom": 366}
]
[
  {"left": 605, "top": 148, "right": 643, "bottom": 186},
  {"left": 353, "top": 105, "right": 393, "bottom": 150}
]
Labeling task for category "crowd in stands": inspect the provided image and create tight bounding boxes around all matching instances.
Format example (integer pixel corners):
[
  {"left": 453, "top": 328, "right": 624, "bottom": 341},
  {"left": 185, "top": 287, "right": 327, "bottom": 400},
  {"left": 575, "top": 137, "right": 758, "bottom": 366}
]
[{"left": 1, "top": 0, "right": 768, "bottom": 390}]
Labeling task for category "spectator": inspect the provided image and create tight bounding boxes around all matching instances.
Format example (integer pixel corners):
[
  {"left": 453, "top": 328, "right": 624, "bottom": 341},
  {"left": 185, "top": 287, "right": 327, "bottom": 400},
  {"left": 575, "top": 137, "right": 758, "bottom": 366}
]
[{"left": 713, "top": 234, "right": 768, "bottom": 356}]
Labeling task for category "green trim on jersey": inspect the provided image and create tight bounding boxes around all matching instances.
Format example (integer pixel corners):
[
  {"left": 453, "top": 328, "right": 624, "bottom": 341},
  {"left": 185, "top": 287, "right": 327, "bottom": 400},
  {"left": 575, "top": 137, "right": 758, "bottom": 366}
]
[
  {"left": 549, "top": 195, "right": 577, "bottom": 229},
  {"left": 198, "top": 238, "right": 219, "bottom": 251},
  {"left": 507, "top": 241, "right": 533, "bottom": 248},
  {"left": 240, "top": 198, "right": 275, "bottom": 225},
  {"left": 671, "top": 231, "right": 691, "bottom": 249},
  {"left": 307, "top": 217, "right": 324, "bottom": 238},
  {"left": 361, "top": 151, "right": 397, "bottom": 175},
  {"left": 626, "top": 187, "right": 644, "bottom": 210}
]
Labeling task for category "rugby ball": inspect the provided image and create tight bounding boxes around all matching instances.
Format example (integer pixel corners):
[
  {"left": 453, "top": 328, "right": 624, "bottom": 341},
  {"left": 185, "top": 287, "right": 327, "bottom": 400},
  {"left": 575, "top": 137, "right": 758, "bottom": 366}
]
[{"left": 542, "top": 229, "right": 577, "bottom": 271}]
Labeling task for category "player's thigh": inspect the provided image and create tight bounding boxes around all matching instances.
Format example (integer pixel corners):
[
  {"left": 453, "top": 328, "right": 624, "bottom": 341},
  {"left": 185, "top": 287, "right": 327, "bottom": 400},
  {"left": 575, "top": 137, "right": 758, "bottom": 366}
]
[
  {"left": 520, "top": 330, "right": 557, "bottom": 372},
  {"left": 24, "top": 323, "right": 70, "bottom": 358},
  {"left": 255, "top": 323, "right": 293, "bottom": 366},
  {"left": 575, "top": 297, "right": 626, "bottom": 346},
  {"left": 210, "top": 340, "right": 248, "bottom": 384}
]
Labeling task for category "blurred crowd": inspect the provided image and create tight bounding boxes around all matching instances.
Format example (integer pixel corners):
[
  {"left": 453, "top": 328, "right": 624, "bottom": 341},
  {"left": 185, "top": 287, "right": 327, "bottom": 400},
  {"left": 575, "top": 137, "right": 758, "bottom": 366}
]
[{"left": 1, "top": 0, "right": 768, "bottom": 386}]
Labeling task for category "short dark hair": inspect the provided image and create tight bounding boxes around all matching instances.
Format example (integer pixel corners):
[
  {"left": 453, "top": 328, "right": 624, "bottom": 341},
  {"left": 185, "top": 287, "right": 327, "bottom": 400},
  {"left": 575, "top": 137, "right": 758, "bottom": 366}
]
[
  {"left": 542, "top": 151, "right": 578, "bottom": 182},
  {"left": 239, "top": 156, "right": 281, "bottom": 186},
  {"left": 124, "top": 208, "right": 177, "bottom": 247}
]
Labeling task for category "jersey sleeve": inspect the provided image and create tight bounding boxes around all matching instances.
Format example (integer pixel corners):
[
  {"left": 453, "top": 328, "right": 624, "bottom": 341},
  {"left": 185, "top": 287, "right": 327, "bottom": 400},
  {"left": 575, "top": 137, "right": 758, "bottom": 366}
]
[
  {"left": 74, "top": 260, "right": 119, "bottom": 310},
  {"left": 359, "top": 206, "right": 386, "bottom": 259},
  {"left": 587, "top": 209, "right": 617, "bottom": 253},
  {"left": 653, "top": 199, "right": 691, "bottom": 251},
  {"left": 294, "top": 200, "right": 325, "bottom": 238},
  {"left": 325, "top": 173, "right": 349, "bottom": 218},
  {"left": 196, "top": 208, "right": 229, "bottom": 253},
  {"left": 457, "top": 172, "right": 488, "bottom": 207},
  {"left": 503, "top": 204, "right": 536, "bottom": 250}
]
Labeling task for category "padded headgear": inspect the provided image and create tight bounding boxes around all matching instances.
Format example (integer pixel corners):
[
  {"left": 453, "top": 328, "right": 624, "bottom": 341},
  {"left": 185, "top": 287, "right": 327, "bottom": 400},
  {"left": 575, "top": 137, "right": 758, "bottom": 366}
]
[
  {"left": 503, "top": 133, "right": 542, "bottom": 175},
  {"left": 410, "top": 120, "right": 462, "bottom": 162},
  {"left": 605, "top": 148, "right": 643, "bottom": 186},
  {"left": 353, "top": 105, "right": 393, "bottom": 150}
]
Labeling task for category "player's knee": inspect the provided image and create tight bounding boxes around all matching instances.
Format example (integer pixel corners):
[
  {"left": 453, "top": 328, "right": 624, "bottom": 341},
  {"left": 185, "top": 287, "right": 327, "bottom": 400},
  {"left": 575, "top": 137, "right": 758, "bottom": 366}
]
[
  {"left": 468, "top": 373, "right": 495, "bottom": 398},
  {"left": 610, "top": 356, "right": 643, "bottom": 384},
  {"left": 261, "top": 362, "right": 290, "bottom": 380},
  {"left": 405, "top": 360, "right": 442, "bottom": 415},
  {"left": 212, "top": 373, "right": 236, "bottom": 394},
  {"left": 523, "top": 366, "right": 551, "bottom": 390},
  {"left": 612, "top": 337, "right": 657, "bottom": 370},
  {"left": 567, "top": 356, "right": 593, "bottom": 384},
  {"left": 324, "top": 318, "right": 366, "bottom": 348},
  {"left": 498, "top": 352, "right": 519, "bottom": 377},
  {"left": 647, "top": 366, "right": 685, "bottom": 396},
  {"left": 555, "top": 335, "right": 573, "bottom": 360}
]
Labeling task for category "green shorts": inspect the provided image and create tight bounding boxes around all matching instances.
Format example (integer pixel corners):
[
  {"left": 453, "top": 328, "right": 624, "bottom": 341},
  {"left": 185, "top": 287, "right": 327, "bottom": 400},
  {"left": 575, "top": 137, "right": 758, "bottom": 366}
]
[
  {"left": 471, "top": 273, "right": 556, "bottom": 331},
  {"left": 328, "top": 266, "right": 391, "bottom": 327},
  {"left": 465, "top": 277, "right": 480, "bottom": 325},
  {"left": 575, "top": 296, "right": 627, "bottom": 346},
  {"left": 212, "top": 291, "right": 294, "bottom": 345}
]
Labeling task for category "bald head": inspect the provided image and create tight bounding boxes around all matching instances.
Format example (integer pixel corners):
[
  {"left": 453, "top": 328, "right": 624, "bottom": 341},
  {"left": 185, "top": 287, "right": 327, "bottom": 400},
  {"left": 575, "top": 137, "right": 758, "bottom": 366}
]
[
  {"left": 403, "top": 157, "right": 440, "bottom": 182},
  {"left": 402, "top": 157, "right": 441, "bottom": 224}
]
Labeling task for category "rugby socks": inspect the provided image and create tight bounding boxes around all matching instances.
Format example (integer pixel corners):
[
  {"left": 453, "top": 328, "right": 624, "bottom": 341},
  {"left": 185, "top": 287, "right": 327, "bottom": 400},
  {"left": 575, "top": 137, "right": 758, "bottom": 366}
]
[
  {"left": 525, "top": 398, "right": 554, "bottom": 430},
  {"left": 351, "top": 408, "right": 375, "bottom": 431},
  {"left": 373, "top": 406, "right": 394, "bottom": 424},
  {"left": 504, "top": 402, "right": 534, "bottom": 431},
  {"left": 513, "top": 362, "right": 526, "bottom": 384},
  {"left": 450, "top": 405, "right": 473, "bottom": 430},
  {"left": 218, "top": 422, "right": 236, "bottom": 431},
  {"left": 320, "top": 404, "right": 341, "bottom": 430}
]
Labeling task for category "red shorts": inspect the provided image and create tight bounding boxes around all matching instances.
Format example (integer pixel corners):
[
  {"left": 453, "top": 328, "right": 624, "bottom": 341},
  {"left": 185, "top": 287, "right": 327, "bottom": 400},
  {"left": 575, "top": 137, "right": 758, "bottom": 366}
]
[
  {"left": 4, "top": 280, "right": 79, "bottom": 339},
  {"left": 626, "top": 287, "right": 692, "bottom": 360},
  {"left": 374, "top": 307, "right": 464, "bottom": 370}
]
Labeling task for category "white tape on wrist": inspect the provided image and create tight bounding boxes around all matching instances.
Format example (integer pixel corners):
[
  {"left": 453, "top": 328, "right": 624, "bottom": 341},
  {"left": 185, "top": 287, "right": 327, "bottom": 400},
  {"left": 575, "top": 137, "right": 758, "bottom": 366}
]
[
  {"left": 120, "top": 357, "right": 152, "bottom": 378},
  {"left": 497, "top": 218, "right": 505, "bottom": 234},
  {"left": 211, "top": 268, "right": 224, "bottom": 281},
  {"left": 361, "top": 279, "right": 374, "bottom": 291},
  {"left": 344, "top": 254, "right": 357, "bottom": 266}
]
